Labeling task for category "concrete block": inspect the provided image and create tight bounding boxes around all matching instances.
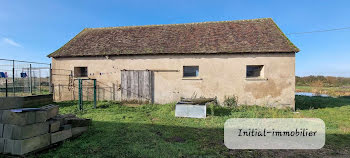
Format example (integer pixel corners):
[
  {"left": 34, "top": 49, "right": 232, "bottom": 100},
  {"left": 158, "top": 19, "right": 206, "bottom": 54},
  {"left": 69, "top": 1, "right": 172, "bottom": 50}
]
[
  {"left": 0, "top": 138, "right": 4, "bottom": 153},
  {"left": 0, "top": 110, "right": 3, "bottom": 122},
  {"left": 0, "top": 123, "right": 3, "bottom": 138},
  {"left": 0, "top": 97, "right": 23, "bottom": 110},
  {"left": 3, "top": 122, "right": 49, "bottom": 140},
  {"left": 61, "top": 114, "right": 76, "bottom": 118},
  {"left": 51, "top": 129, "right": 72, "bottom": 144},
  {"left": 52, "top": 114, "right": 76, "bottom": 126},
  {"left": 52, "top": 115, "right": 64, "bottom": 125},
  {"left": 3, "top": 138, "right": 14, "bottom": 154},
  {"left": 4, "top": 133, "right": 50, "bottom": 155},
  {"left": 54, "top": 114, "right": 76, "bottom": 125},
  {"left": 1, "top": 110, "right": 36, "bottom": 126},
  {"left": 66, "top": 118, "right": 92, "bottom": 127},
  {"left": 71, "top": 127, "right": 88, "bottom": 136},
  {"left": 60, "top": 124, "right": 72, "bottom": 130},
  {"left": 35, "top": 110, "right": 48, "bottom": 123},
  {"left": 49, "top": 120, "right": 60, "bottom": 133},
  {"left": 22, "top": 94, "right": 53, "bottom": 108},
  {"left": 175, "top": 104, "right": 207, "bottom": 118},
  {"left": 40, "top": 104, "right": 59, "bottom": 119},
  {"left": 0, "top": 95, "right": 53, "bottom": 110}
]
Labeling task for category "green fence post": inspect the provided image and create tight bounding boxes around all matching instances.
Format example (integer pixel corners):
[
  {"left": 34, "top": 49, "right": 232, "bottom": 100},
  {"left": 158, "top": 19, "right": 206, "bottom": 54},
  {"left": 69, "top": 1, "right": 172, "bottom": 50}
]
[
  {"left": 78, "top": 79, "right": 80, "bottom": 110},
  {"left": 81, "top": 79, "right": 83, "bottom": 111},
  {"left": 94, "top": 79, "right": 97, "bottom": 108},
  {"left": 80, "top": 80, "right": 84, "bottom": 110},
  {"left": 78, "top": 79, "right": 82, "bottom": 111}
]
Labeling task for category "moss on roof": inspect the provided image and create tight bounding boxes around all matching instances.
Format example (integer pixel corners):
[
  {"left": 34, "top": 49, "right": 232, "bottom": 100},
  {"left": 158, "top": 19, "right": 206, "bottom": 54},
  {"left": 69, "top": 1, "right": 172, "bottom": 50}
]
[{"left": 48, "top": 18, "right": 299, "bottom": 58}]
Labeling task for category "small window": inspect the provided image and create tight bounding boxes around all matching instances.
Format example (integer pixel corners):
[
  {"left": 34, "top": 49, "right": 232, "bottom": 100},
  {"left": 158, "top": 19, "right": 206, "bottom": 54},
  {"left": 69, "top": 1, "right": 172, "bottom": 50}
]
[
  {"left": 246, "top": 65, "right": 263, "bottom": 78},
  {"left": 74, "top": 67, "right": 88, "bottom": 77},
  {"left": 183, "top": 66, "right": 199, "bottom": 77}
]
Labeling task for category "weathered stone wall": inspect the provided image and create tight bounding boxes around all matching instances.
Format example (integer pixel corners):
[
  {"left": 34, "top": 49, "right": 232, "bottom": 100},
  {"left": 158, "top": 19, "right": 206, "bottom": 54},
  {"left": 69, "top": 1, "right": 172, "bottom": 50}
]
[{"left": 52, "top": 53, "right": 295, "bottom": 108}]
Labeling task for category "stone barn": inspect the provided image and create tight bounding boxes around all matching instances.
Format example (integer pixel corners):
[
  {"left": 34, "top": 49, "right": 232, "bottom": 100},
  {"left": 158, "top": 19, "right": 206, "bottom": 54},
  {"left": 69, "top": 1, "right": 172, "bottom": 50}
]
[{"left": 48, "top": 18, "right": 299, "bottom": 108}]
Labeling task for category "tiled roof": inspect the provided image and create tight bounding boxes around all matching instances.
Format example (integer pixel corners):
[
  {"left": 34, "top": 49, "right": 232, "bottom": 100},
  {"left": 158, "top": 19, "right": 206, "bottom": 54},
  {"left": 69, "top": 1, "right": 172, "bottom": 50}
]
[{"left": 48, "top": 18, "right": 299, "bottom": 58}]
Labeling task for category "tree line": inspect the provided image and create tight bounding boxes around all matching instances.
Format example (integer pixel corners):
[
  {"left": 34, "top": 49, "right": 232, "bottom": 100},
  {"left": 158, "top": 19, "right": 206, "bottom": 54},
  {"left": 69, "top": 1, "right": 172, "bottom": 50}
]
[{"left": 296, "top": 76, "right": 350, "bottom": 87}]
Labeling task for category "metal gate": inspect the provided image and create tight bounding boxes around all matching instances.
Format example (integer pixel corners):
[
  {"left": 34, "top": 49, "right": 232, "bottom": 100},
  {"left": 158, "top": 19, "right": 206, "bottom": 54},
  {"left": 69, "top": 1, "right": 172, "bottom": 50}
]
[{"left": 121, "top": 70, "right": 153, "bottom": 103}]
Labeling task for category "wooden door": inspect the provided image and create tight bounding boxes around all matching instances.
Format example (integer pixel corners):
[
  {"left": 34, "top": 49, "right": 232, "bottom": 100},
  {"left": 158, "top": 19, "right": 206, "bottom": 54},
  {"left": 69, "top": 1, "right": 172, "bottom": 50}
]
[{"left": 121, "top": 70, "right": 153, "bottom": 103}]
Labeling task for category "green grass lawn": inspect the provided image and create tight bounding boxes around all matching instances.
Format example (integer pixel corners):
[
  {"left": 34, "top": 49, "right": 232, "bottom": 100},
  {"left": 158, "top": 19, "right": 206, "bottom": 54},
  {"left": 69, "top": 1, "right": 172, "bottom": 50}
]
[{"left": 34, "top": 96, "right": 350, "bottom": 158}]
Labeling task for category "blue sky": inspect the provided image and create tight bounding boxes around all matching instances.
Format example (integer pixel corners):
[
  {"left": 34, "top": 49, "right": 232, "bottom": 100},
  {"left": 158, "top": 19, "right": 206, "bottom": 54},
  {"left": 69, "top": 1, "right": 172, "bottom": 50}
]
[{"left": 1, "top": 0, "right": 350, "bottom": 77}]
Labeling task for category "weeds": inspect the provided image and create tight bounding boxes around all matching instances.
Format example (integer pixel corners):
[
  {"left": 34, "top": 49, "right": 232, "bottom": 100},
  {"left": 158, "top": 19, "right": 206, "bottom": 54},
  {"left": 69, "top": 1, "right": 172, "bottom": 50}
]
[{"left": 223, "top": 95, "right": 238, "bottom": 107}]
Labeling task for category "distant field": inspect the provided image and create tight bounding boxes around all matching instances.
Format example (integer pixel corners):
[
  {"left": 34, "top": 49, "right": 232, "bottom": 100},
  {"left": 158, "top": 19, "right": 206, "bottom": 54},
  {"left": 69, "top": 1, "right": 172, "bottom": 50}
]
[
  {"left": 296, "top": 86, "right": 350, "bottom": 97},
  {"left": 0, "top": 87, "right": 50, "bottom": 97}
]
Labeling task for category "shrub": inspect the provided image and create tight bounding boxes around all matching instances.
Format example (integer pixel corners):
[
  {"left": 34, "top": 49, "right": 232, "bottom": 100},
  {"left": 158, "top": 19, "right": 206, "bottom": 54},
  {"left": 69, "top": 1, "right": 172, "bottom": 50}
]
[
  {"left": 223, "top": 95, "right": 238, "bottom": 107},
  {"left": 206, "top": 100, "right": 219, "bottom": 116}
]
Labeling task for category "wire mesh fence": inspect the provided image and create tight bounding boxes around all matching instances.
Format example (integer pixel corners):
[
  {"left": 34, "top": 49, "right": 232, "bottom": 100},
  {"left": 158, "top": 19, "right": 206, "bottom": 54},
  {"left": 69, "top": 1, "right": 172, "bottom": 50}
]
[{"left": 0, "top": 59, "right": 51, "bottom": 97}]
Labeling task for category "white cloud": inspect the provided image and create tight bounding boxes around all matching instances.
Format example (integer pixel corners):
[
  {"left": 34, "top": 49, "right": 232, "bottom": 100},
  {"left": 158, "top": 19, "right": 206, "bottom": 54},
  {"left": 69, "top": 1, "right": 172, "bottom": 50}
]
[{"left": 2, "top": 38, "right": 22, "bottom": 47}]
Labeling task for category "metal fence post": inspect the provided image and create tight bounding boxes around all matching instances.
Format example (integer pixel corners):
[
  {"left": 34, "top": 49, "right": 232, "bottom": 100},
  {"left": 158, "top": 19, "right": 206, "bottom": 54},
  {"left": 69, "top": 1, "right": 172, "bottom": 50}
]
[
  {"left": 0, "top": 58, "right": 51, "bottom": 97},
  {"left": 78, "top": 79, "right": 80, "bottom": 110},
  {"left": 33, "top": 69, "right": 35, "bottom": 94},
  {"left": 39, "top": 69, "right": 41, "bottom": 94},
  {"left": 94, "top": 79, "right": 97, "bottom": 108},
  {"left": 81, "top": 79, "right": 83, "bottom": 110},
  {"left": 29, "top": 64, "right": 32, "bottom": 94},
  {"left": 49, "top": 63, "right": 52, "bottom": 94},
  {"left": 78, "top": 79, "right": 83, "bottom": 111},
  {"left": 12, "top": 60, "right": 15, "bottom": 96},
  {"left": 5, "top": 79, "right": 8, "bottom": 97}
]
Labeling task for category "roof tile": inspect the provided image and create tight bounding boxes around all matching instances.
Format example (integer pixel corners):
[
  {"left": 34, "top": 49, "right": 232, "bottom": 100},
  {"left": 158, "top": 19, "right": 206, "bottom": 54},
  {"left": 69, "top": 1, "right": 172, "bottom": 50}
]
[{"left": 48, "top": 18, "right": 299, "bottom": 58}]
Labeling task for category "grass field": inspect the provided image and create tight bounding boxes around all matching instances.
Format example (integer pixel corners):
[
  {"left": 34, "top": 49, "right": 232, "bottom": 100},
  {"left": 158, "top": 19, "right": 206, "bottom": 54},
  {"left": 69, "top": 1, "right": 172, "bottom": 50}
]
[
  {"left": 296, "top": 85, "right": 350, "bottom": 97},
  {"left": 33, "top": 96, "right": 350, "bottom": 158}
]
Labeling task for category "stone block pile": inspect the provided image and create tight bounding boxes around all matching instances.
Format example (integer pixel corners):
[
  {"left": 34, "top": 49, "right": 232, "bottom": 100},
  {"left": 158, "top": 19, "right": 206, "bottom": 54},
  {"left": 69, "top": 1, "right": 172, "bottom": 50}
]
[{"left": 0, "top": 104, "right": 91, "bottom": 156}]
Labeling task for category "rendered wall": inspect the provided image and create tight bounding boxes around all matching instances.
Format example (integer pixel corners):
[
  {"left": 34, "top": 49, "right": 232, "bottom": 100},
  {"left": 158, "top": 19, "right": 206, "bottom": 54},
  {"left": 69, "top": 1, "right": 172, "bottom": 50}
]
[{"left": 51, "top": 53, "right": 295, "bottom": 108}]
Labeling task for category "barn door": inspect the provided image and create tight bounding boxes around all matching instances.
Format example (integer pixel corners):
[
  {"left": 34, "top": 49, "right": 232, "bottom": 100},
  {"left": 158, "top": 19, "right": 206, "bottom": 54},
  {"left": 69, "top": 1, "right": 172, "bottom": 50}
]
[{"left": 121, "top": 70, "right": 153, "bottom": 103}]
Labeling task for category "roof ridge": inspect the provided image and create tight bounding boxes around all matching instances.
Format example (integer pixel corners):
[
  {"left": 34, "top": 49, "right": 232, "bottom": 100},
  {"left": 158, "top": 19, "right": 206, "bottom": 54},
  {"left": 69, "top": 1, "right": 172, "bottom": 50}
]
[{"left": 85, "top": 18, "right": 273, "bottom": 30}]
